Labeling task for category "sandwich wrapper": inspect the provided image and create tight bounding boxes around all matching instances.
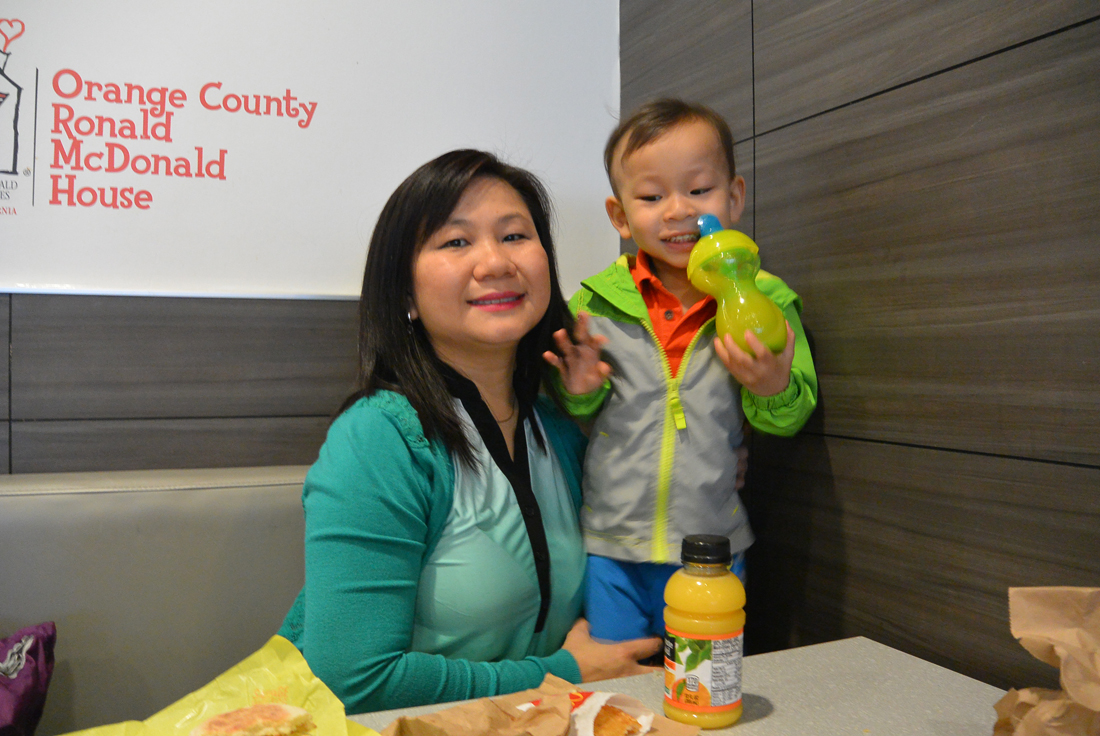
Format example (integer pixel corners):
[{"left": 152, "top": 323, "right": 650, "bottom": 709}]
[
  {"left": 379, "top": 674, "right": 698, "bottom": 736},
  {"left": 59, "top": 635, "right": 377, "bottom": 736},
  {"left": 993, "top": 587, "right": 1100, "bottom": 736}
]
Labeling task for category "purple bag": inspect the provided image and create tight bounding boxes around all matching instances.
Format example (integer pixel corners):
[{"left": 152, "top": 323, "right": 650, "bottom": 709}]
[{"left": 0, "top": 622, "right": 56, "bottom": 736}]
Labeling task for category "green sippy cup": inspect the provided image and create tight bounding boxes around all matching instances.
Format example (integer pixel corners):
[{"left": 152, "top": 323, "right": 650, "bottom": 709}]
[{"left": 686, "top": 214, "right": 787, "bottom": 354}]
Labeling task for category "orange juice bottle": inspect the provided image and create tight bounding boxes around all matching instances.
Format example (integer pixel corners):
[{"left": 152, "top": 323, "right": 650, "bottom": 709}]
[{"left": 663, "top": 534, "right": 746, "bottom": 728}]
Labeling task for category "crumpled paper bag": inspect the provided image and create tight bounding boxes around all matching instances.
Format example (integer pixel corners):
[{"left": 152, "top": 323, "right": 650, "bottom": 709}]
[
  {"left": 58, "top": 635, "right": 376, "bottom": 736},
  {"left": 380, "top": 674, "right": 698, "bottom": 736},
  {"left": 993, "top": 587, "right": 1100, "bottom": 736}
]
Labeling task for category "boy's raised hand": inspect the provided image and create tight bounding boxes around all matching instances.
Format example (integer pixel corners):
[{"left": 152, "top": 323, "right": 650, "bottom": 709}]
[
  {"left": 715, "top": 321, "right": 796, "bottom": 397},
  {"left": 543, "top": 311, "right": 612, "bottom": 396}
]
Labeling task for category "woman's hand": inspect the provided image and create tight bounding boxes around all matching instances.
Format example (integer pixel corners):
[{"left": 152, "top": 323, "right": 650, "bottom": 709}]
[
  {"left": 543, "top": 312, "right": 611, "bottom": 396},
  {"left": 715, "top": 322, "right": 796, "bottom": 398},
  {"left": 562, "top": 619, "right": 662, "bottom": 682}
]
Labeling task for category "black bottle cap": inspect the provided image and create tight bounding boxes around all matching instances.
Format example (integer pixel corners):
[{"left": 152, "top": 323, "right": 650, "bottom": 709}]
[{"left": 681, "top": 534, "right": 732, "bottom": 565}]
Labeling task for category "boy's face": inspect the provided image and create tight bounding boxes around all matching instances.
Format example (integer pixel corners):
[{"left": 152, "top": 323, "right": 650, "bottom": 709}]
[{"left": 606, "top": 119, "right": 745, "bottom": 274}]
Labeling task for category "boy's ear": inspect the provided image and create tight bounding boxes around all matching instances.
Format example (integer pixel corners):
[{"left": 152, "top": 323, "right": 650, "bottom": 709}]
[
  {"left": 727, "top": 175, "right": 747, "bottom": 225},
  {"left": 605, "top": 196, "right": 633, "bottom": 240}
]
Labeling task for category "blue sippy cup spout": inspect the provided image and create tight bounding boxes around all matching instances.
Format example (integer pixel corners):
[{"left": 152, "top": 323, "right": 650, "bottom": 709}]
[{"left": 698, "top": 214, "right": 723, "bottom": 237}]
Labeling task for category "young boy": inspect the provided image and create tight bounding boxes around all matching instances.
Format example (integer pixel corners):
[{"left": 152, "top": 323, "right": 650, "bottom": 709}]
[{"left": 545, "top": 99, "right": 818, "bottom": 643}]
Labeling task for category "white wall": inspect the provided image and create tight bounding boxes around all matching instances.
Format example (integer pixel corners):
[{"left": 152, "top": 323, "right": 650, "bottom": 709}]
[{"left": 0, "top": 1, "right": 620, "bottom": 297}]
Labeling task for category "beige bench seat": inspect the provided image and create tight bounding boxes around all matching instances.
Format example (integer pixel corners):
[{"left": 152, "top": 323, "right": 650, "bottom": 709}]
[{"left": 0, "top": 466, "right": 308, "bottom": 736}]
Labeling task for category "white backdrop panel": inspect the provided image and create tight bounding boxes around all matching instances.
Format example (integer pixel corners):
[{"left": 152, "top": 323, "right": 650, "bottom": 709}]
[{"left": 0, "top": 1, "right": 620, "bottom": 297}]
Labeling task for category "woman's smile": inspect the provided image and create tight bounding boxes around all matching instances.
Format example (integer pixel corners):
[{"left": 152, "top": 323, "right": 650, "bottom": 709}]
[{"left": 468, "top": 291, "right": 525, "bottom": 309}]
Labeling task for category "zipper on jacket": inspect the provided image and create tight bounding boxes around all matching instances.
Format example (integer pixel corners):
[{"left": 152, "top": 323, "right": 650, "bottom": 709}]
[{"left": 642, "top": 318, "right": 713, "bottom": 563}]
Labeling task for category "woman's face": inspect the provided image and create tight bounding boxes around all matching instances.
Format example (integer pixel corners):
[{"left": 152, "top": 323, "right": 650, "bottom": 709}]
[{"left": 410, "top": 177, "right": 551, "bottom": 366}]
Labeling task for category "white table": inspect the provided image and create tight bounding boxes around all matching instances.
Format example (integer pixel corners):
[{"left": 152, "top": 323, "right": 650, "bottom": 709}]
[{"left": 350, "top": 636, "right": 1006, "bottom": 735}]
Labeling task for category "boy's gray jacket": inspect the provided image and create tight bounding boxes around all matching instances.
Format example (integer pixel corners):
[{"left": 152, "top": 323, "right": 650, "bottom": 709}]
[{"left": 563, "top": 254, "right": 812, "bottom": 564}]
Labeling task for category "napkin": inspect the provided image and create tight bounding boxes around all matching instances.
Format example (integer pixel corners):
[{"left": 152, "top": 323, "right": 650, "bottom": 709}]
[
  {"left": 380, "top": 674, "right": 698, "bottom": 736},
  {"left": 993, "top": 587, "right": 1100, "bottom": 736}
]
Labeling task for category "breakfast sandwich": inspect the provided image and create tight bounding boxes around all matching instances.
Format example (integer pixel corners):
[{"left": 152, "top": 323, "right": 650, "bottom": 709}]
[
  {"left": 189, "top": 703, "right": 315, "bottom": 736},
  {"left": 514, "top": 689, "right": 653, "bottom": 736},
  {"left": 592, "top": 703, "right": 643, "bottom": 736}
]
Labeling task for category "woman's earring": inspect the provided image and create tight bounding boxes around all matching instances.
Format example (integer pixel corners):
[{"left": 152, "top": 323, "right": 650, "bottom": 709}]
[{"left": 406, "top": 311, "right": 415, "bottom": 333}]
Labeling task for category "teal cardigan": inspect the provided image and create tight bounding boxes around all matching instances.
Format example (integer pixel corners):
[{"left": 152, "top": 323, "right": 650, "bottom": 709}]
[{"left": 279, "top": 390, "right": 587, "bottom": 713}]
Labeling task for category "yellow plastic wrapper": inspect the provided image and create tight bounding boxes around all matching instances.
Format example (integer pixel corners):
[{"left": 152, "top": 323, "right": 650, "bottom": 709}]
[{"left": 60, "top": 635, "right": 378, "bottom": 736}]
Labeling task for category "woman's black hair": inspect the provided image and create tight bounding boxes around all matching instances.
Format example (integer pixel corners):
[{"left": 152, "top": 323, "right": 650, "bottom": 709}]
[{"left": 340, "top": 149, "right": 576, "bottom": 467}]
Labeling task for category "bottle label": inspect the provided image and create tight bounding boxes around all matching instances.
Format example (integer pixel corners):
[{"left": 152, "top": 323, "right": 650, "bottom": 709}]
[{"left": 663, "top": 627, "right": 743, "bottom": 713}]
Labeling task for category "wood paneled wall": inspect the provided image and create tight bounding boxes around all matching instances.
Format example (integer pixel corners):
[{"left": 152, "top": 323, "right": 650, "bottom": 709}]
[
  {"left": 622, "top": 0, "right": 1100, "bottom": 691},
  {"left": 3, "top": 294, "right": 357, "bottom": 473}
]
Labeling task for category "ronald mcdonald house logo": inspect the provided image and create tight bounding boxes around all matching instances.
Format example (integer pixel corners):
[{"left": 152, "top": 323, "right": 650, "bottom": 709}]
[{"left": 1, "top": 18, "right": 25, "bottom": 180}]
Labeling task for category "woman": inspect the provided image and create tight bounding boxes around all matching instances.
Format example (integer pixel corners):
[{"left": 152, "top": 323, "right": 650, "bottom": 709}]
[{"left": 279, "top": 150, "right": 660, "bottom": 713}]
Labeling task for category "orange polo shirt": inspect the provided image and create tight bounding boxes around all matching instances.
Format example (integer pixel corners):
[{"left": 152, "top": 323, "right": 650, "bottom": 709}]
[{"left": 630, "top": 251, "right": 716, "bottom": 378}]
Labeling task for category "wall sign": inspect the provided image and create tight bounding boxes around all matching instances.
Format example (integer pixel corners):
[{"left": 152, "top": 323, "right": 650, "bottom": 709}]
[{"left": 0, "top": 2, "right": 620, "bottom": 297}]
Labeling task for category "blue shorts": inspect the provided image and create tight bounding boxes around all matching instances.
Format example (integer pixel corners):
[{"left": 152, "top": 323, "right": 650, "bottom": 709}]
[{"left": 585, "top": 552, "right": 746, "bottom": 642}]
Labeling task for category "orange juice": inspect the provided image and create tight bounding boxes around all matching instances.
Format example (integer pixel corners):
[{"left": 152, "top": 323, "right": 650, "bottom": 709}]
[{"left": 663, "top": 534, "right": 746, "bottom": 729}]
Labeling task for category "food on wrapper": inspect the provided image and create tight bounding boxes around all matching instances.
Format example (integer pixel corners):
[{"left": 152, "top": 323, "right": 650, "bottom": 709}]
[
  {"left": 592, "top": 704, "right": 643, "bottom": 736},
  {"left": 379, "top": 676, "right": 698, "bottom": 736},
  {"left": 189, "top": 703, "right": 316, "bottom": 736},
  {"left": 517, "top": 690, "right": 654, "bottom": 736}
]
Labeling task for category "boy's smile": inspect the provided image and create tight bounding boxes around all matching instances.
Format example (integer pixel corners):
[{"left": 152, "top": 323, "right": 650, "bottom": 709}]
[
  {"left": 605, "top": 119, "right": 745, "bottom": 290},
  {"left": 663, "top": 231, "right": 701, "bottom": 253}
]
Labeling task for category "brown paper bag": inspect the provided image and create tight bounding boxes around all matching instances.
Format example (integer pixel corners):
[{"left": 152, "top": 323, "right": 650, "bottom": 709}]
[
  {"left": 993, "top": 587, "right": 1100, "bottom": 736},
  {"left": 380, "top": 674, "right": 698, "bottom": 736}
]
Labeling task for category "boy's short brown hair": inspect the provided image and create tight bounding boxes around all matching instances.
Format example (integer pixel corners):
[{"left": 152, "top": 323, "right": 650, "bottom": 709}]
[{"left": 604, "top": 98, "right": 737, "bottom": 196}]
